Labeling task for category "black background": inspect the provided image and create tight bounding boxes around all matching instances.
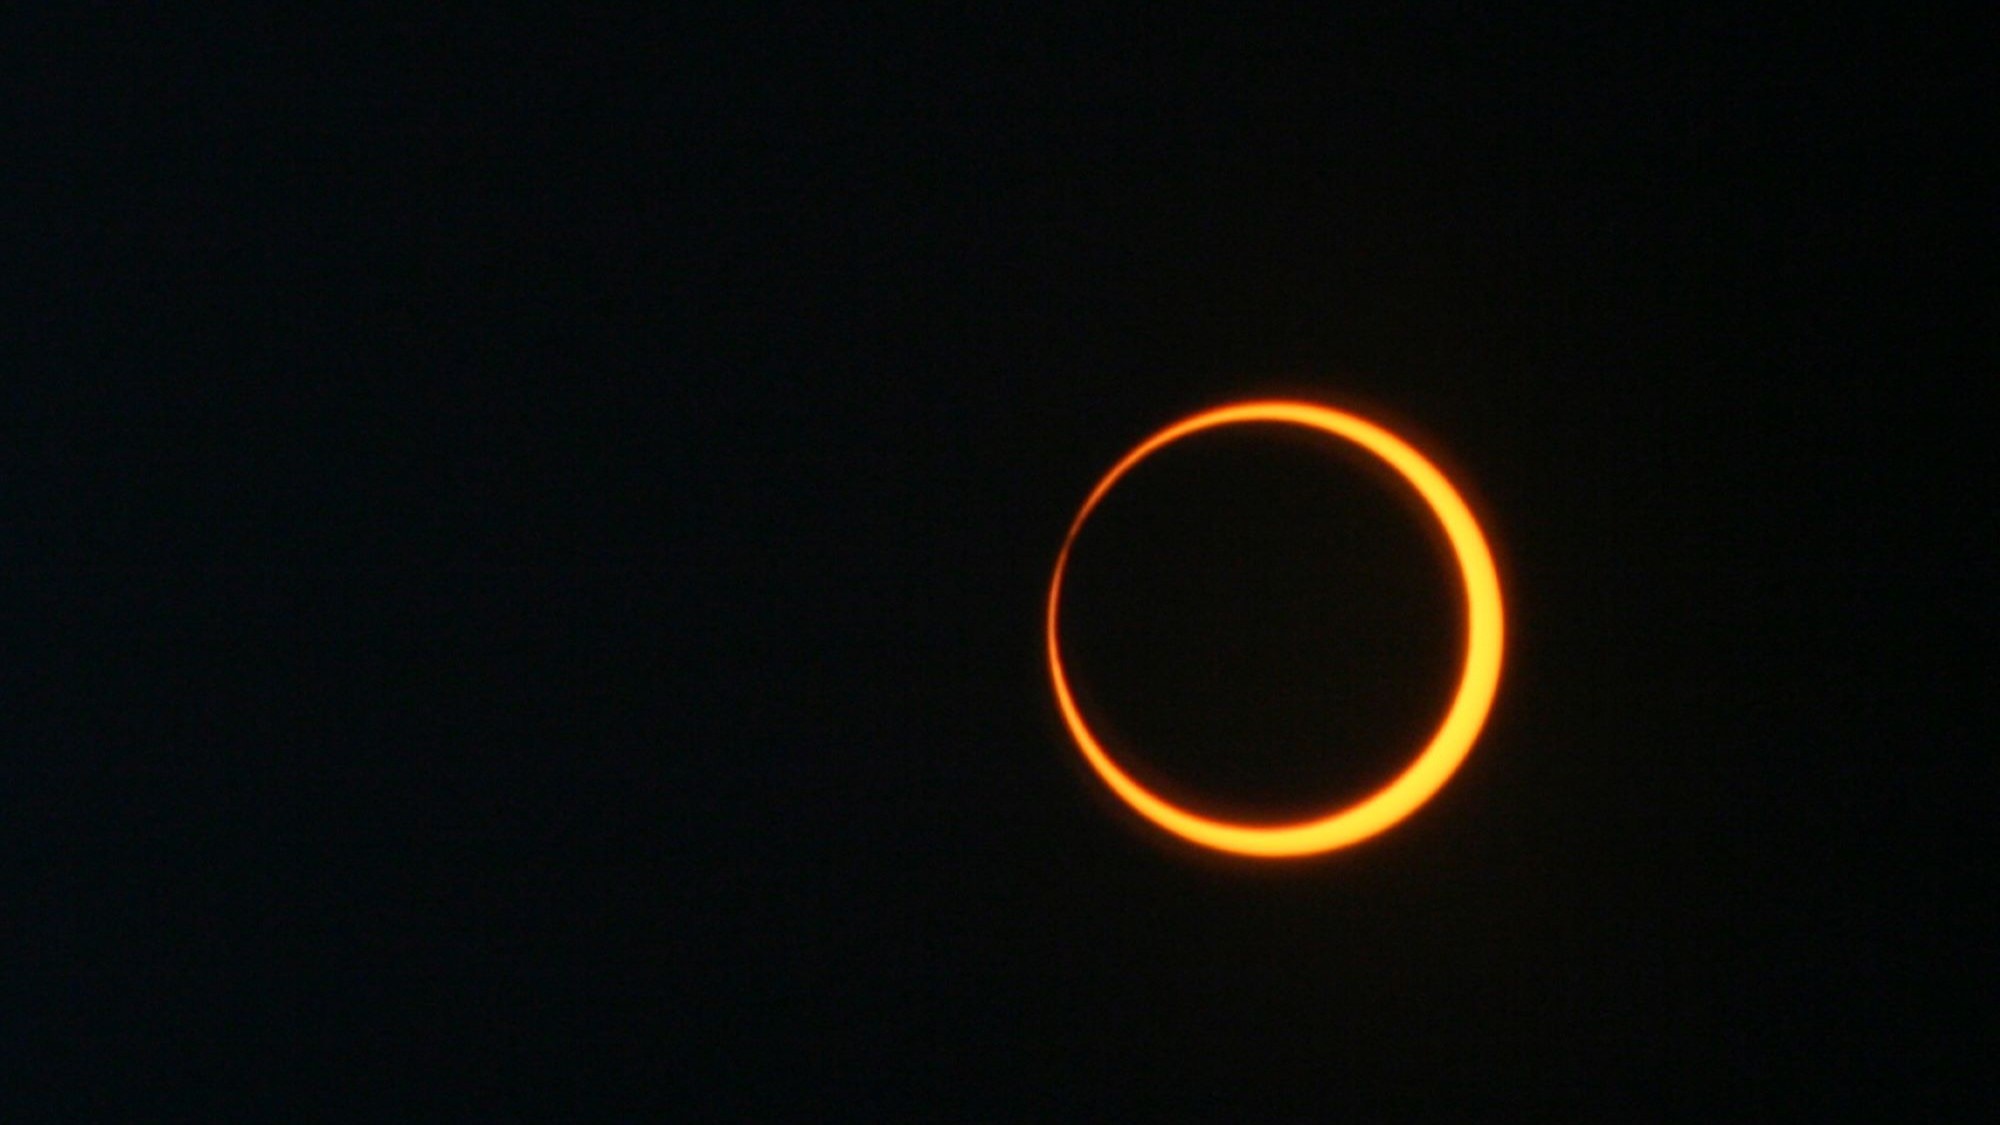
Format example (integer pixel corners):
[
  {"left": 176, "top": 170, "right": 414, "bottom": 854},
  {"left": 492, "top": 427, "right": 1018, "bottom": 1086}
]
[{"left": 7, "top": 8, "right": 1987, "bottom": 1117}]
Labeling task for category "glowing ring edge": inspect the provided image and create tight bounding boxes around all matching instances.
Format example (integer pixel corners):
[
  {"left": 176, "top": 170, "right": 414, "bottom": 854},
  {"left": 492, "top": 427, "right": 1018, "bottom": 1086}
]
[{"left": 1045, "top": 400, "right": 1505, "bottom": 857}]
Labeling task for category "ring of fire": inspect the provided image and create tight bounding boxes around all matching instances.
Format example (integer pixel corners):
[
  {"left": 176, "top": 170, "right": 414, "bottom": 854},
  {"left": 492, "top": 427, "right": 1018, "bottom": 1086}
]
[{"left": 1045, "top": 400, "right": 1505, "bottom": 857}]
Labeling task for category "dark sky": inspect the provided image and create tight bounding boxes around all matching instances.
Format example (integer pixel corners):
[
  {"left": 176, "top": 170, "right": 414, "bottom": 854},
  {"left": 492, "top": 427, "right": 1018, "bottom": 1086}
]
[{"left": 8, "top": 8, "right": 1986, "bottom": 1117}]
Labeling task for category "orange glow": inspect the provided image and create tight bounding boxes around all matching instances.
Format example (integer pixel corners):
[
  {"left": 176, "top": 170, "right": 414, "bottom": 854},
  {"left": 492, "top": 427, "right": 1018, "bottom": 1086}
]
[{"left": 1046, "top": 400, "right": 1505, "bottom": 858}]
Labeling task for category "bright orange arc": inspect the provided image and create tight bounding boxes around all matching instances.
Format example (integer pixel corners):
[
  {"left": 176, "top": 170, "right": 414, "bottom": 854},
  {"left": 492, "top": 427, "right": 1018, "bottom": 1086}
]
[{"left": 1046, "top": 400, "right": 1505, "bottom": 858}]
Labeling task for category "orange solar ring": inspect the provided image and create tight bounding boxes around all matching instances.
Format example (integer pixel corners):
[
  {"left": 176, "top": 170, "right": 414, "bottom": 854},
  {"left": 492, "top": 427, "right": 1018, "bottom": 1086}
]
[{"left": 1046, "top": 400, "right": 1505, "bottom": 857}]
